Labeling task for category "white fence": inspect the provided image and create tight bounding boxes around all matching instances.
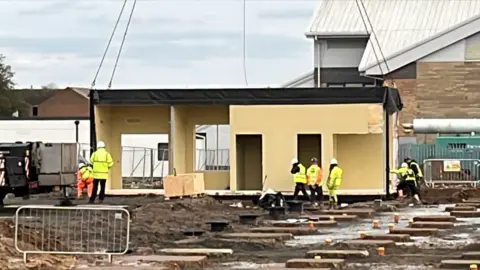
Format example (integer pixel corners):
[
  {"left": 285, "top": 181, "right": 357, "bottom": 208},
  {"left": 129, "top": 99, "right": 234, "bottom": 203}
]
[{"left": 14, "top": 205, "right": 131, "bottom": 263}]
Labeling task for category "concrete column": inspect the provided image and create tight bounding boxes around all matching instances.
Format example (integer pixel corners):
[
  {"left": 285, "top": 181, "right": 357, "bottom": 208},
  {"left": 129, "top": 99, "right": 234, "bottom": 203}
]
[{"left": 321, "top": 133, "right": 335, "bottom": 175}]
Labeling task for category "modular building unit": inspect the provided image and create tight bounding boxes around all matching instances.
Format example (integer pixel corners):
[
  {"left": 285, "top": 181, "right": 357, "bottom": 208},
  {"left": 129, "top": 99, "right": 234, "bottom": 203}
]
[{"left": 91, "top": 87, "right": 402, "bottom": 195}]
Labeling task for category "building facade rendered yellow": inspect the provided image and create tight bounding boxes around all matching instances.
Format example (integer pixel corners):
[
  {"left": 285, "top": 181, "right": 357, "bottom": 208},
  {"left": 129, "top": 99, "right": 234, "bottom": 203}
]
[{"left": 90, "top": 87, "right": 402, "bottom": 196}]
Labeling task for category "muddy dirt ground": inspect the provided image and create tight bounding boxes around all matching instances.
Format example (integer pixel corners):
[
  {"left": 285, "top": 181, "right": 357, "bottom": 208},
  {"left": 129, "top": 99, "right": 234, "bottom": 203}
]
[{"left": 1, "top": 187, "right": 480, "bottom": 269}]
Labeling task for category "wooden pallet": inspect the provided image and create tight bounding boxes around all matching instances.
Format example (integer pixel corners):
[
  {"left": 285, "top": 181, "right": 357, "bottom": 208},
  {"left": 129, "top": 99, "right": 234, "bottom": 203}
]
[{"left": 165, "top": 193, "right": 205, "bottom": 201}]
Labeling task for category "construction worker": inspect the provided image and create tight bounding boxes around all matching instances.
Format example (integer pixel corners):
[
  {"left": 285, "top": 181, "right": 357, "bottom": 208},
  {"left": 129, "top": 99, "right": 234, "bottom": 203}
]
[
  {"left": 391, "top": 162, "right": 421, "bottom": 204},
  {"left": 405, "top": 157, "right": 424, "bottom": 188},
  {"left": 77, "top": 163, "right": 94, "bottom": 199},
  {"left": 306, "top": 157, "right": 323, "bottom": 207},
  {"left": 327, "top": 158, "right": 342, "bottom": 209},
  {"left": 89, "top": 141, "right": 114, "bottom": 203},
  {"left": 290, "top": 158, "right": 308, "bottom": 200}
]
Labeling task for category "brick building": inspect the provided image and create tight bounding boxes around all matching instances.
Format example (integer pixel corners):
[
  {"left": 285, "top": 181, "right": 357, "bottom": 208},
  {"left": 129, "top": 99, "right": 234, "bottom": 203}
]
[
  {"left": 15, "top": 87, "right": 89, "bottom": 117},
  {"left": 283, "top": 0, "right": 480, "bottom": 143}
]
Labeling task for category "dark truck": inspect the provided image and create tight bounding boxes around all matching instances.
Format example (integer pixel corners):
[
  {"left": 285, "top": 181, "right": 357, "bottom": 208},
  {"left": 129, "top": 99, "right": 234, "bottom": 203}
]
[{"left": 0, "top": 142, "right": 80, "bottom": 206}]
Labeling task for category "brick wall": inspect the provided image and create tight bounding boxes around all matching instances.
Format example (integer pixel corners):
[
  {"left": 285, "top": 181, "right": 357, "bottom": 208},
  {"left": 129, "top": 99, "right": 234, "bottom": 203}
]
[
  {"left": 392, "top": 61, "right": 480, "bottom": 138},
  {"left": 38, "top": 89, "right": 89, "bottom": 117}
]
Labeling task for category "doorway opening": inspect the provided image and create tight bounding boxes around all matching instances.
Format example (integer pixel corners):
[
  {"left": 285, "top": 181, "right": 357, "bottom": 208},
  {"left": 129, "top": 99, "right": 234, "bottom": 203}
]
[
  {"left": 297, "top": 134, "right": 322, "bottom": 167},
  {"left": 236, "top": 134, "right": 263, "bottom": 190}
]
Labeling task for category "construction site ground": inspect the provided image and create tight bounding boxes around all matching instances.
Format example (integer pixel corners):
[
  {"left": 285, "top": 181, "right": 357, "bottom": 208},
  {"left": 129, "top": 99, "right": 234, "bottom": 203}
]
[{"left": 2, "top": 187, "right": 480, "bottom": 269}]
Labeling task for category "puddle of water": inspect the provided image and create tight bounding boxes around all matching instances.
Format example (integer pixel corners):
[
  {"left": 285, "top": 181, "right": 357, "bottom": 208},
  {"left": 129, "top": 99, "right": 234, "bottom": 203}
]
[
  {"left": 221, "top": 262, "right": 283, "bottom": 269},
  {"left": 286, "top": 205, "right": 471, "bottom": 246},
  {"left": 347, "top": 263, "right": 437, "bottom": 269}
]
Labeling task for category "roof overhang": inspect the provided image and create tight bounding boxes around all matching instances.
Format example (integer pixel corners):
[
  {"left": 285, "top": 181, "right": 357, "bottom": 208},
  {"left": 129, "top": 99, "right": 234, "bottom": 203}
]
[
  {"left": 360, "top": 13, "right": 480, "bottom": 75},
  {"left": 305, "top": 32, "right": 368, "bottom": 39},
  {"left": 90, "top": 87, "right": 402, "bottom": 115}
]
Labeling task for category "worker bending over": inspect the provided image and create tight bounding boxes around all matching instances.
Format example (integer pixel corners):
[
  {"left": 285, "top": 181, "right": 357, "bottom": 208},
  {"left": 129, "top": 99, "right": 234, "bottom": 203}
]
[
  {"left": 405, "top": 157, "right": 423, "bottom": 188},
  {"left": 77, "top": 163, "right": 93, "bottom": 199},
  {"left": 327, "top": 158, "right": 342, "bottom": 209},
  {"left": 391, "top": 162, "right": 421, "bottom": 204},
  {"left": 290, "top": 158, "right": 309, "bottom": 200},
  {"left": 89, "top": 141, "right": 114, "bottom": 204},
  {"left": 306, "top": 157, "right": 323, "bottom": 207}
]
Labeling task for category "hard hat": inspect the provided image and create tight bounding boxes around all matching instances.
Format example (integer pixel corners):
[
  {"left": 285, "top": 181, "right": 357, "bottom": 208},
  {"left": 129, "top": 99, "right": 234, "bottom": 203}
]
[
  {"left": 310, "top": 157, "right": 318, "bottom": 163},
  {"left": 97, "top": 141, "right": 106, "bottom": 148},
  {"left": 330, "top": 158, "right": 338, "bottom": 165},
  {"left": 291, "top": 158, "right": 298, "bottom": 165},
  {"left": 78, "top": 163, "right": 85, "bottom": 168},
  {"left": 401, "top": 162, "right": 408, "bottom": 168}
]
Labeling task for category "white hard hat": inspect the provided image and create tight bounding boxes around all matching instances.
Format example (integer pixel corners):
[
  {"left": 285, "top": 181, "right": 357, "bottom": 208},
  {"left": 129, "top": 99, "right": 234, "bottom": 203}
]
[
  {"left": 291, "top": 158, "right": 298, "bottom": 165},
  {"left": 330, "top": 158, "right": 338, "bottom": 165},
  {"left": 97, "top": 141, "right": 106, "bottom": 148},
  {"left": 401, "top": 162, "right": 408, "bottom": 168},
  {"left": 78, "top": 163, "right": 85, "bottom": 168}
]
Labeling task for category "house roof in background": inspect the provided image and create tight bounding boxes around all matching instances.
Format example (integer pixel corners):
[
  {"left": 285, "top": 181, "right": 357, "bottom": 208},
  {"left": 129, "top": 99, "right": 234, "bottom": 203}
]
[
  {"left": 306, "top": 0, "right": 480, "bottom": 74},
  {"left": 13, "top": 87, "right": 89, "bottom": 106}
]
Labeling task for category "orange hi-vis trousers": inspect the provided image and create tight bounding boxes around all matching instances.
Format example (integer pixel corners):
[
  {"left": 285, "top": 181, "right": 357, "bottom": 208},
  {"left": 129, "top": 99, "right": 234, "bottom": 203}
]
[{"left": 77, "top": 178, "right": 93, "bottom": 198}]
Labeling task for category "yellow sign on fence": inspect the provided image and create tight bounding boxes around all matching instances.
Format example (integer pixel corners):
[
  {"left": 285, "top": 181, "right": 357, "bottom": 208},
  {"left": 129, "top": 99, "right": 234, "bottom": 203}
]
[{"left": 443, "top": 160, "right": 461, "bottom": 172}]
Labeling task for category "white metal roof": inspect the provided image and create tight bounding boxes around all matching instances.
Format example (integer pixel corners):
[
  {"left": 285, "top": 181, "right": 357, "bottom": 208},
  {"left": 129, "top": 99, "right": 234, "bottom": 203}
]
[
  {"left": 280, "top": 71, "right": 314, "bottom": 88},
  {"left": 307, "top": 0, "right": 480, "bottom": 74}
]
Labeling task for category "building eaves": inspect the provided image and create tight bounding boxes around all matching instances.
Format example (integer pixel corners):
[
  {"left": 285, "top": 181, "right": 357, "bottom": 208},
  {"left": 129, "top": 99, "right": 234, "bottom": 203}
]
[
  {"left": 361, "top": 13, "right": 480, "bottom": 74},
  {"left": 306, "top": 0, "right": 480, "bottom": 74}
]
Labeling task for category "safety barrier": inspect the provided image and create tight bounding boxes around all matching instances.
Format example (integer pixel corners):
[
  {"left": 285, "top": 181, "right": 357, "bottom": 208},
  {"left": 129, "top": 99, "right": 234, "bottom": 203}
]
[
  {"left": 423, "top": 158, "right": 480, "bottom": 188},
  {"left": 14, "top": 205, "right": 131, "bottom": 263}
]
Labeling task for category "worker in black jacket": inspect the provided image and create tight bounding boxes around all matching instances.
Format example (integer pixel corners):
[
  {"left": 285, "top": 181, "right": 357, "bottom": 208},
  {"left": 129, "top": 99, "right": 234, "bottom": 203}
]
[{"left": 291, "top": 158, "right": 309, "bottom": 200}]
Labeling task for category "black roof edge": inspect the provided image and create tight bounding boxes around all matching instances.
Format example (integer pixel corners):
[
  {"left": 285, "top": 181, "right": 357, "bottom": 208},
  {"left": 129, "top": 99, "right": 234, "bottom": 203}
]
[
  {"left": 0, "top": 116, "right": 90, "bottom": 121},
  {"left": 90, "top": 87, "right": 403, "bottom": 115}
]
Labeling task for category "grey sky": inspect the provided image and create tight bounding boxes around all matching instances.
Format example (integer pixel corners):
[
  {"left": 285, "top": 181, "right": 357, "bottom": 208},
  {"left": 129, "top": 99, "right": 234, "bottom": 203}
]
[{"left": 1, "top": 0, "right": 317, "bottom": 88}]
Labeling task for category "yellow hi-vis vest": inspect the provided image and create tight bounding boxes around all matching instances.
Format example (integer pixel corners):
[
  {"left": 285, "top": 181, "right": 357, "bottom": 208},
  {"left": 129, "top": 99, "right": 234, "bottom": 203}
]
[
  {"left": 410, "top": 162, "right": 423, "bottom": 177},
  {"left": 328, "top": 166, "right": 343, "bottom": 188},
  {"left": 90, "top": 148, "right": 114, "bottom": 180},
  {"left": 392, "top": 167, "right": 416, "bottom": 182},
  {"left": 294, "top": 163, "right": 307, "bottom": 184}
]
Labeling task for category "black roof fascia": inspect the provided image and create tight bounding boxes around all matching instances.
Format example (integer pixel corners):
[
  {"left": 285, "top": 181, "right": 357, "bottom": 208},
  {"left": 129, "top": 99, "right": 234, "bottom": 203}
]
[{"left": 90, "top": 87, "right": 403, "bottom": 115}]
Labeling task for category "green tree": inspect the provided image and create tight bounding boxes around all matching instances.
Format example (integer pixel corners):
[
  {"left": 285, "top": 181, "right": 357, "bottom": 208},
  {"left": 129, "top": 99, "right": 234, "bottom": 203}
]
[{"left": 0, "top": 54, "right": 26, "bottom": 116}]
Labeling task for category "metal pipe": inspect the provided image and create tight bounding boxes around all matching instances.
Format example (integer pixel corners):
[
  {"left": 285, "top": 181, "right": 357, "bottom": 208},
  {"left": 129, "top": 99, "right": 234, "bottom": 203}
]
[{"left": 409, "top": 119, "right": 480, "bottom": 134}]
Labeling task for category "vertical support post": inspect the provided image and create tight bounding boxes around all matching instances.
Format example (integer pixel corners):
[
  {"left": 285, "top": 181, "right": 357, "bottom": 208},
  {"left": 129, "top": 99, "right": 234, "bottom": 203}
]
[
  {"left": 150, "top": 149, "right": 154, "bottom": 181},
  {"left": 169, "top": 106, "right": 175, "bottom": 175},
  {"left": 74, "top": 120, "right": 80, "bottom": 143},
  {"left": 385, "top": 110, "right": 391, "bottom": 198},
  {"left": 216, "top": 125, "right": 220, "bottom": 170}
]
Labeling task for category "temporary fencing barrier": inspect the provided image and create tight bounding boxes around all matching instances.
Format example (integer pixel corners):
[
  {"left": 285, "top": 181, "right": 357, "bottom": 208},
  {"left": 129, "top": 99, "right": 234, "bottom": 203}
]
[
  {"left": 14, "top": 205, "right": 131, "bottom": 263},
  {"left": 423, "top": 158, "right": 480, "bottom": 188}
]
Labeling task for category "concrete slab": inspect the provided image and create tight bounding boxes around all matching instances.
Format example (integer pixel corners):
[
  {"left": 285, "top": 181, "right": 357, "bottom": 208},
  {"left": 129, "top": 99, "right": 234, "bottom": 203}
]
[
  {"left": 445, "top": 206, "right": 476, "bottom": 212},
  {"left": 158, "top": 248, "right": 233, "bottom": 257},
  {"left": 306, "top": 249, "right": 369, "bottom": 259},
  {"left": 318, "top": 209, "right": 375, "bottom": 218},
  {"left": 440, "top": 259, "right": 480, "bottom": 268},
  {"left": 450, "top": 211, "right": 480, "bottom": 218},
  {"left": 286, "top": 258, "right": 345, "bottom": 268},
  {"left": 120, "top": 255, "right": 207, "bottom": 268},
  {"left": 462, "top": 251, "right": 480, "bottom": 260},
  {"left": 457, "top": 202, "right": 480, "bottom": 208},
  {"left": 410, "top": 221, "right": 455, "bottom": 229},
  {"left": 362, "top": 234, "right": 411, "bottom": 242},
  {"left": 249, "top": 227, "right": 322, "bottom": 236},
  {"left": 299, "top": 214, "right": 358, "bottom": 221},
  {"left": 218, "top": 232, "right": 293, "bottom": 240},
  {"left": 389, "top": 228, "right": 439, "bottom": 236},
  {"left": 341, "top": 239, "right": 395, "bottom": 248},
  {"left": 86, "top": 267, "right": 166, "bottom": 270},
  {"left": 413, "top": 215, "right": 456, "bottom": 222},
  {"left": 267, "top": 220, "right": 337, "bottom": 227}
]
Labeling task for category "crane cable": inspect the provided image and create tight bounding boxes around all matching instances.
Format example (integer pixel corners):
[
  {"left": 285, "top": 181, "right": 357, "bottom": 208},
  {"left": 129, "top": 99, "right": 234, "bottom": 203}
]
[
  {"left": 242, "top": 0, "right": 249, "bottom": 86},
  {"left": 354, "top": 0, "right": 391, "bottom": 79},
  {"left": 90, "top": 0, "right": 128, "bottom": 89},
  {"left": 108, "top": 0, "right": 137, "bottom": 89}
]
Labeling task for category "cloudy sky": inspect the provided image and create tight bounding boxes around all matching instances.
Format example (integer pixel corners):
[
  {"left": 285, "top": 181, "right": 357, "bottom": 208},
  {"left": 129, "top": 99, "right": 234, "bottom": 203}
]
[{"left": 1, "top": 0, "right": 317, "bottom": 89}]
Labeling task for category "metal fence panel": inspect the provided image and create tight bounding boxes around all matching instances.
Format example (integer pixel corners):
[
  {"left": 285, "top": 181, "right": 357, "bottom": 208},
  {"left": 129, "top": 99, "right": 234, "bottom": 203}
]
[
  {"left": 423, "top": 158, "right": 480, "bottom": 188},
  {"left": 14, "top": 205, "right": 130, "bottom": 263},
  {"left": 398, "top": 144, "right": 480, "bottom": 166}
]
